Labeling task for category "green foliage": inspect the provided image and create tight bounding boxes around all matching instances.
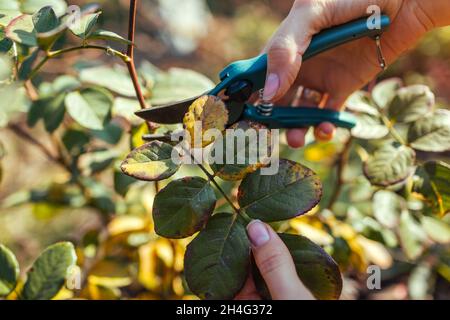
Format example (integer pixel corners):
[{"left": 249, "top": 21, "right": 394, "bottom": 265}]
[
  {"left": 121, "top": 141, "right": 180, "bottom": 181},
  {"left": 153, "top": 177, "right": 216, "bottom": 238},
  {"left": 238, "top": 160, "right": 322, "bottom": 222},
  {"left": 0, "top": 242, "right": 76, "bottom": 300},
  {"left": 0, "top": 1, "right": 449, "bottom": 301},
  {"left": 21, "top": 242, "right": 77, "bottom": 300},
  {"left": 184, "top": 213, "right": 250, "bottom": 299},
  {"left": 0, "top": 244, "right": 19, "bottom": 297}
]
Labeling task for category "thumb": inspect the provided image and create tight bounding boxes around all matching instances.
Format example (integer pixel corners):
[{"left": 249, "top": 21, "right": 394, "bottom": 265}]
[
  {"left": 247, "top": 220, "right": 315, "bottom": 300},
  {"left": 263, "top": 35, "right": 303, "bottom": 102}
]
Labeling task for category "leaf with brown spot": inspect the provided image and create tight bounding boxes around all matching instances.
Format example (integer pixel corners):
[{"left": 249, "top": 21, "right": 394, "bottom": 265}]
[
  {"left": 152, "top": 177, "right": 217, "bottom": 239},
  {"left": 121, "top": 141, "right": 180, "bottom": 181},
  {"left": 237, "top": 160, "right": 322, "bottom": 222},
  {"left": 210, "top": 121, "right": 271, "bottom": 181},
  {"left": 184, "top": 213, "right": 250, "bottom": 299},
  {"left": 183, "top": 95, "right": 228, "bottom": 147},
  {"left": 363, "top": 142, "right": 416, "bottom": 187}
]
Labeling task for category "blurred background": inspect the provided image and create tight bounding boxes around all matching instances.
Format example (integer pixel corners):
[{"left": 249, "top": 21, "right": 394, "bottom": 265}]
[{"left": 0, "top": 0, "right": 449, "bottom": 300}]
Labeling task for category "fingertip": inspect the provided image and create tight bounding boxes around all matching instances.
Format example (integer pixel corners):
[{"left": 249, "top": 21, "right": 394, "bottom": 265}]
[
  {"left": 314, "top": 122, "right": 336, "bottom": 142},
  {"left": 286, "top": 128, "right": 307, "bottom": 148}
]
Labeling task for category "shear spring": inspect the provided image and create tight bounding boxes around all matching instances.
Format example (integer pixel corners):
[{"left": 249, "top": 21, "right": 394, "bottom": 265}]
[
  {"left": 257, "top": 89, "right": 274, "bottom": 116},
  {"left": 375, "top": 35, "right": 387, "bottom": 71}
]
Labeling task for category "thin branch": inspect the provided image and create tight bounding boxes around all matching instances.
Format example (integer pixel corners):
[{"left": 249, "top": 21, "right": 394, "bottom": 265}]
[
  {"left": 28, "top": 45, "right": 129, "bottom": 80},
  {"left": 197, "top": 163, "right": 242, "bottom": 215},
  {"left": 380, "top": 114, "right": 407, "bottom": 145},
  {"left": 8, "top": 123, "right": 64, "bottom": 166},
  {"left": 125, "top": 0, "right": 158, "bottom": 132},
  {"left": 327, "top": 137, "right": 353, "bottom": 210}
]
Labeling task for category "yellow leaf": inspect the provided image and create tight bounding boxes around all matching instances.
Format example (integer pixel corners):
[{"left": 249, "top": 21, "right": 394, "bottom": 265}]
[
  {"left": 356, "top": 236, "right": 393, "bottom": 269},
  {"left": 155, "top": 239, "right": 174, "bottom": 267},
  {"left": 131, "top": 123, "right": 149, "bottom": 149},
  {"left": 138, "top": 242, "right": 161, "bottom": 290},
  {"left": 88, "top": 260, "right": 132, "bottom": 288},
  {"left": 290, "top": 219, "right": 333, "bottom": 245},
  {"left": 304, "top": 142, "right": 338, "bottom": 164},
  {"left": 108, "top": 216, "right": 148, "bottom": 236},
  {"left": 183, "top": 95, "right": 228, "bottom": 147}
]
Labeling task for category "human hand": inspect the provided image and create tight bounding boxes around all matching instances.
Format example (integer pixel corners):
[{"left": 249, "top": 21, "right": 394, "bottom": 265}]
[
  {"left": 235, "top": 220, "right": 315, "bottom": 300},
  {"left": 263, "top": 0, "right": 440, "bottom": 147}
]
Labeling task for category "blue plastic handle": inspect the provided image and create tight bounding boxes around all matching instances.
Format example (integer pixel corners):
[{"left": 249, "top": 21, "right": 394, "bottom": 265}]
[
  {"left": 211, "top": 15, "right": 390, "bottom": 96},
  {"left": 243, "top": 105, "right": 357, "bottom": 129}
]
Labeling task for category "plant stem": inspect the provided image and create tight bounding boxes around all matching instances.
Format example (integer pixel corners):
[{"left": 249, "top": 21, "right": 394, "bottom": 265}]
[
  {"left": 126, "top": 0, "right": 147, "bottom": 111},
  {"left": 196, "top": 162, "right": 241, "bottom": 214},
  {"left": 380, "top": 114, "right": 407, "bottom": 145},
  {"left": 8, "top": 123, "right": 65, "bottom": 167},
  {"left": 125, "top": 0, "right": 158, "bottom": 132},
  {"left": 28, "top": 45, "right": 129, "bottom": 80},
  {"left": 327, "top": 137, "right": 353, "bottom": 210}
]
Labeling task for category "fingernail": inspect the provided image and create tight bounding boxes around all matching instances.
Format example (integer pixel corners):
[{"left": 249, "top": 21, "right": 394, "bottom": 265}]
[
  {"left": 315, "top": 125, "right": 335, "bottom": 141},
  {"left": 263, "top": 74, "right": 279, "bottom": 101},
  {"left": 247, "top": 220, "right": 270, "bottom": 247}
]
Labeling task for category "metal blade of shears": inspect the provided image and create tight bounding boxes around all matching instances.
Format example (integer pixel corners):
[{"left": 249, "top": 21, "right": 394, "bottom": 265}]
[{"left": 135, "top": 94, "right": 204, "bottom": 124}]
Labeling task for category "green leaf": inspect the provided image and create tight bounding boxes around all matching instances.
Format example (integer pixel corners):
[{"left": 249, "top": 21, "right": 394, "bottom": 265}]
[
  {"left": 408, "top": 263, "right": 434, "bottom": 300},
  {"left": 20, "top": 0, "right": 67, "bottom": 16},
  {"left": 0, "top": 10, "right": 21, "bottom": 28},
  {"left": 372, "top": 78, "right": 403, "bottom": 109},
  {"left": 32, "top": 6, "right": 58, "bottom": 33},
  {"left": 210, "top": 121, "right": 271, "bottom": 181},
  {"left": 237, "top": 159, "right": 322, "bottom": 222},
  {"left": 65, "top": 87, "right": 113, "bottom": 130},
  {"left": 0, "top": 84, "right": 30, "bottom": 128},
  {"left": 150, "top": 68, "right": 215, "bottom": 105},
  {"left": 407, "top": 109, "right": 450, "bottom": 152},
  {"left": 80, "top": 149, "right": 118, "bottom": 175},
  {"left": 152, "top": 177, "right": 216, "bottom": 238},
  {"left": 351, "top": 113, "right": 389, "bottom": 140},
  {"left": 345, "top": 91, "right": 379, "bottom": 116},
  {"left": 121, "top": 141, "right": 180, "bottom": 182},
  {"left": 112, "top": 97, "right": 141, "bottom": 123},
  {"left": 91, "top": 122, "right": 123, "bottom": 145},
  {"left": 0, "top": 34, "right": 13, "bottom": 53},
  {"left": 184, "top": 212, "right": 250, "bottom": 299},
  {"left": 79, "top": 65, "right": 139, "bottom": 97},
  {"left": 372, "top": 190, "right": 402, "bottom": 228},
  {"left": 421, "top": 216, "right": 450, "bottom": 244},
  {"left": 413, "top": 161, "right": 450, "bottom": 216},
  {"left": 0, "top": 53, "right": 12, "bottom": 81},
  {"left": 5, "top": 14, "right": 37, "bottom": 46},
  {"left": 363, "top": 142, "right": 416, "bottom": 187},
  {"left": 387, "top": 85, "right": 435, "bottom": 123},
  {"left": 69, "top": 12, "right": 100, "bottom": 39},
  {"left": 62, "top": 128, "right": 90, "bottom": 156},
  {"left": 0, "top": 0, "right": 20, "bottom": 11},
  {"left": 20, "top": 242, "right": 77, "bottom": 300},
  {"left": 39, "top": 75, "right": 81, "bottom": 97},
  {"left": 399, "top": 211, "right": 427, "bottom": 260},
  {"left": 113, "top": 167, "right": 136, "bottom": 197},
  {"left": 18, "top": 48, "right": 38, "bottom": 80},
  {"left": 28, "top": 93, "right": 66, "bottom": 132},
  {"left": 253, "top": 233, "right": 342, "bottom": 300},
  {"left": 0, "top": 244, "right": 20, "bottom": 297},
  {"left": 88, "top": 29, "right": 132, "bottom": 45},
  {"left": 80, "top": 177, "right": 115, "bottom": 214}
]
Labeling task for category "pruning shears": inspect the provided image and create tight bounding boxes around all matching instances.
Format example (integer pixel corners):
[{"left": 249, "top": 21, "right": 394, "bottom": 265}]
[{"left": 136, "top": 15, "right": 390, "bottom": 130}]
